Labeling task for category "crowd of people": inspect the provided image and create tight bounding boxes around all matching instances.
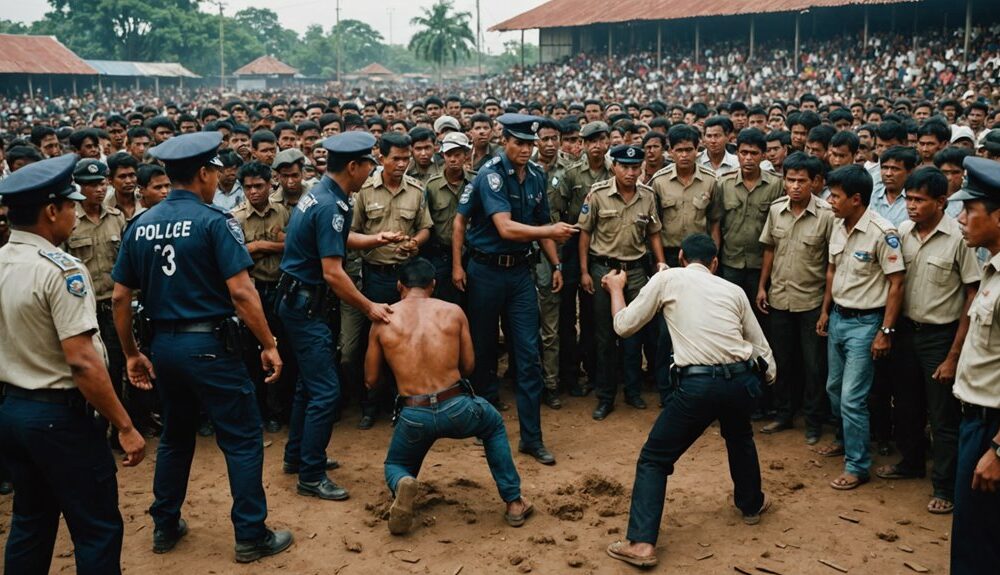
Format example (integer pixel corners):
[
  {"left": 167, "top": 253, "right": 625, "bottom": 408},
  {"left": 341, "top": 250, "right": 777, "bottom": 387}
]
[{"left": 0, "top": 20, "right": 999, "bottom": 575}]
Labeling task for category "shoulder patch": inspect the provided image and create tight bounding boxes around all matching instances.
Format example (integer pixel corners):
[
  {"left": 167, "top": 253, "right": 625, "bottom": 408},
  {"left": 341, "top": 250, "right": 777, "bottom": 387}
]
[
  {"left": 39, "top": 249, "right": 80, "bottom": 272},
  {"left": 226, "top": 216, "right": 246, "bottom": 245},
  {"left": 885, "top": 232, "right": 900, "bottom": 249},
  {"left": 65, "top": 273, "right": 87, "bottom": 297},
  {"left": 332, "top": 213, "right": 345, "bottom": 232},
  {"left": 297, "top": 193, "right": 318, "bottom": 213},
  {"left": 336, "top": 199, "right": 350, "bottom": 212},
  {"left": 580, "top": 202, "right": 590, "bottom": 215},
  {"left": 487, "top": 172, "right": 503, "bottom": 191},
  {"left": 459, "top": 184, "right": 473, "bottom": 205}
]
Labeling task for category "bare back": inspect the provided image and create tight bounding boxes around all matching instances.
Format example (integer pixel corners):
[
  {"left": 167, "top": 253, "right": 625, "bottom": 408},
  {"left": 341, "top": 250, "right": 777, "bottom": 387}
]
[{"left": 368, "top": 295, "right": 474, "bottom": 396}]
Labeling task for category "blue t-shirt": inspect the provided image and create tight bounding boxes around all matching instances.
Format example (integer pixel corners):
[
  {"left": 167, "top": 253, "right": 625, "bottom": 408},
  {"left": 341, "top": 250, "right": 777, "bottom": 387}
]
[
  {"left": 279, "top": 175, "right": 351, "bottom": 286},
  {"left": 457, "top": 153, "right": 550, "bottom": 255},
  {"left": 111, "top": 189, "right": 254, "bottom": 321}
]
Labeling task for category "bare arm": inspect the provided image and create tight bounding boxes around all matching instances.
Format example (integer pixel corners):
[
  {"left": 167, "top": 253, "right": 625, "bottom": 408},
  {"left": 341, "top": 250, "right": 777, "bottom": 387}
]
[
  {"left": 452, "top": 213, "right": 467, "bottom": 291},
  {"left": 246, "top": 239, "right": 284, "bottom": 257},
  {"left": 817, "top": 263, "right": 834, "bottom": 336},
  {"left": 347, "top": 230, "right": 405, "bottom": 250},
  {"left": 648, "top": 234, "right": 666, "bottom": 268},
  {"left": 579, "top": 229, "right": 594, "bottom": 293},
  {"left": 756, "top": 246, "right": 774, "bottom": 314},
  {"left": 458, "top": 311, "right": 475, "bottom": 377},
  {"left": 363, "top": 324, "right": 383, "bottom": 389},
  {"left": 871, "top": 271, "right": 905, "bottom": 359},
  {"left": 491, "top": 212, "right": 577, "bottom": 243},
  {"left": 322, "top": 256, "right": 392, "bottom": 323},
  {"left": 112, "top": 282, "right": 139, "bottom": 359},
  {"left": 710, "top": 221, "right": 722, "bottom": 250}
]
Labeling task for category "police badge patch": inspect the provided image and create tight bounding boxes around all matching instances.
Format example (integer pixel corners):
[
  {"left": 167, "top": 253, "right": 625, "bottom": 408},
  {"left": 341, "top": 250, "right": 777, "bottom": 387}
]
[
  {"left": 332, "top": 214, "right": 345, "bottom": 232},
  {"left": 581, "top": 203, "right": 590, "bottom": 215},
  {"left": 885, "top": 233, "right": 900, "bottom": 249},
  {"left": 226, "top": 217, "right": 245, "bottom": 245},
  {"left": 551, "top": 177, "right": 559, "bottom": 187},
  {"left": 66, "top": 273, "right": 87, "bottom": 297},
  {"left": 487, "top": 173, "right": 502, "bottom": 191},
  {"left": 459, "top": 184, "right": 473, "bottom": 204}
]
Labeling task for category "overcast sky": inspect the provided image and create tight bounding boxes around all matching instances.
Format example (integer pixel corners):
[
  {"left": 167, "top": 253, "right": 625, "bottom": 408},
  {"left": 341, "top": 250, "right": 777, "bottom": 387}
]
[{"left": 7, "top": 0, "right": 543, "bottom": 53}]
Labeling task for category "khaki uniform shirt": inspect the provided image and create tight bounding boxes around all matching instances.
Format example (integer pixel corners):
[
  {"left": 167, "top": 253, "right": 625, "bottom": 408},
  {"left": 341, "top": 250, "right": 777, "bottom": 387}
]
[
  {"left": 0, "top": 231, "right": 107, "bottom": 390},
  {"left": 351, "top": 172, "right": 433, "bottom": 265},
  {"left": 759, "top": 195, "right": 836, "bottom": 312},
  {"left": 66, "top": 203, "right": 126, "bottom": 301},
  {"left": 425, "top": 169, "right": 476, "bottom": 248},
  {"left": 535, "top": 159, "right": 569, "bottom": 223},
  {"left": 269, "top": 184, "right": 308, "bottom": 211},
  {"left": 710, "top": 169, "right": 785, "bottom": 269},
  {"left": 898, "top": 215, "right": 981, "bottom": 324},
  {"left": 578, "top": 179, "right": 661, "bottom": 261},
  {"left": 953, "top": 251, "right": 1000, "bottom": 409},
  {"left": 406, "top": 161, "right": 443, "bottom": 186},
  {"left": 613, "top": 263, "right": 776, "bottom": 381},
  {"left": 650, "top": 164, "right": 716, "bottom": 248},
  {"left": 103, "top": 189, "right": 138, "bottom": 219},
  {"left": 232, "top": 199, "right": 290, "bottom": 283},
  {"left": 829, "top": 209, "right": 906, "bottom": 309},
  {"left": 563, "top": 159, "right": 613, "bottom": 224}
]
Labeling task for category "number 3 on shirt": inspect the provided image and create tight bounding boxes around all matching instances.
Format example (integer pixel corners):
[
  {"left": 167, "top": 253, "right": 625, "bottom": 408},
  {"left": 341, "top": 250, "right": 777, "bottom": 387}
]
[{"left": 154, "top": 244, "right": 177, "bottom": 276}]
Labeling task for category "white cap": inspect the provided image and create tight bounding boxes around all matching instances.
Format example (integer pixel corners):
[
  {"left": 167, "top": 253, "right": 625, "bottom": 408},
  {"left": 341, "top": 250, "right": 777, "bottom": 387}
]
[
  {"left": 950, "top": 125, "right": 975, "bottom": 144},
  {"left": 433, "top": 115, "right": 462, "bottom": 134},
  {"left": 440, "top": 132, "right": 472, "bottom": 153}
]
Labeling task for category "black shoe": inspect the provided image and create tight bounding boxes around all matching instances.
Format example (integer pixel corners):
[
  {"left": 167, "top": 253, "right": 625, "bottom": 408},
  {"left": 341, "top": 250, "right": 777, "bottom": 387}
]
[
  {"left": 357, "top": 415, "right": 375, "bottom": 430},
  {"left": 297, "top": 477, "right": 350, "bottom": 501},
  {"left": 234, "top": 528, "right": 294, "bottom": 563},
  {"left": 283, "top": 458, "right": 340, "bottom": 475},
  {"left": 760, "top": 420, "right": 793, "bottom": 434},
  {"left": 519, "top": 444, "right": 556, "bottom": 465},
  {"left": 197, "top": 421, "right": 214, "bottom": 437},
  {"left": 805, "top": 430, "right": 822, "bottom": 445},
  {"left": 0, "top": 481, "right": 12, "bottom": 495},
  {"left": 264, "top": 419, "right": 282, "bottom": 433},
  {"left": 543, "top": 390, "right": 562, "bottom": 410},
  {"left": 625, "top": 396, "right": 647, "bottom": 410},
  {"left": 568, "top": 384, "right": 592, "bottom": 397},
  {"left": 592, "top": 402, "right": 614, "bottom": 420},
  {"left": 152, "top": 518, "right": 188, "bottom": 554}
]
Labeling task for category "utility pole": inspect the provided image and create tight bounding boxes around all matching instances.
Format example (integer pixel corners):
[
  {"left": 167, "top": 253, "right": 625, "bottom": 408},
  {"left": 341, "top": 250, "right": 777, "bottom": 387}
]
[
  {"left": 336, "top": 0, "right": 342, "bottom": 83},
  {"left": 476, "top": 0, "right": 482, "bottom": 77},
  {"left": 210, "top": 1, "right": 226, "bottom": 92},
  {"left": 387, "top": 7, "right": 394, "bottom": 45}
]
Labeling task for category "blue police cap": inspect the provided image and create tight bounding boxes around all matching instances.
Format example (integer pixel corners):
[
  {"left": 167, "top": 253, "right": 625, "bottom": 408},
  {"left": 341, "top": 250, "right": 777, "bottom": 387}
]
[
  {"left": 74, "top": 158, "right": 109, "bottom": 183},
  {"left": 949, "top": 156, "right": 1000, "bottom": 202},
  {"left": 148, "top": 131, "right": 223, "bottom": 167},
  {"left": 610, "top": 144, "right": 644, "bottom": 165},
  {"left": 321, "top": 131, "right": 378, "bottom": 164},
  {"left": 0, "top": 154, "right": 85, "bottom": 207},
  {"left": 497, "top": 113, "right": 543, "bottom": 141}
]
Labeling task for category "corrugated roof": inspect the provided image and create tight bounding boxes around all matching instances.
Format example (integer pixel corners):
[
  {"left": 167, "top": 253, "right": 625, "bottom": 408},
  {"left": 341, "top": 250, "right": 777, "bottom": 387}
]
[
  {"left": 233, "top": 55, "right": 298, "bottom": 76},
  {"left": 86, "top": 60, "right": 200, "bottom": 78},
  {"left": 491, "top": 0, "right": 919, "bottom": 31},
  {"left": 355, "top": 63, "right": 395, "bottom": 76},
  {"left": 0, "top": 34, "right": 97, "bottom": 75}
]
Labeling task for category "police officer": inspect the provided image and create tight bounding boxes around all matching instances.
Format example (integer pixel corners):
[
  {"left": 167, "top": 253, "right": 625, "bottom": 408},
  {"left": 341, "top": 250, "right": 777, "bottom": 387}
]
[
  {"left": 452, "top": 114, "right": 578, "bottom": 466},
  {"left": 579, "top": 144, "right": 666, "bottom": 420},
  {"left": 947, "top": 157, "right": 1000, "bottom": 574},
  {"left": 424, "top": 131, "right": 476, "bottom": 305},
  {"left": 110, "top": 132, "right": 292, "bottom": 562},
  {"left": 0, "top": 154, "right": 146, "bottom": 574},
  {"left": 277, "top": 132, "right": 401, "bottom": 498}
]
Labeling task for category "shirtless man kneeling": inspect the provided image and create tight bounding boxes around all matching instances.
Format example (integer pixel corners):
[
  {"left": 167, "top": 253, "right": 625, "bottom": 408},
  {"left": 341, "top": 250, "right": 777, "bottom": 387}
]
[{"left": 365, "top": 258, "right": 533, "bottom": 535}]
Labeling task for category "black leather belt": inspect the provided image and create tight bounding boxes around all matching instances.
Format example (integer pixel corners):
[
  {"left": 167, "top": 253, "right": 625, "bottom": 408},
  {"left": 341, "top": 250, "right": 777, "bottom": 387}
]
[
  {"left": 471, "top": 250, "right": 531, "bottom": 268},
  {"left": 961, "top": 402, "right": 1000, "bottom": 421},
  {"left": 833, "top": 304, "right": 885, "bottom": 318},
  {"left": 2, "top": 384, "right": 85, "bottom": 406},
  {"left": 365, "top": 262, "right": 402, "bottom": 274},
  {"left": 153, "top": 319, "right": 222, "bottom": 333},
  {"left": 254, "top": 280, "right": 278, "bottom": 291},
  {"left": 679, "top": 360, "right": 754, "bottom": 378},
  {"left": 401, "top": 384, "right": 467, "bottom": 407},
  {"left": 902, "top": 317, "right": 958, "bottom": 332},
  {"left": 589, "top": 255, "right": 645, "bottom": 271}
]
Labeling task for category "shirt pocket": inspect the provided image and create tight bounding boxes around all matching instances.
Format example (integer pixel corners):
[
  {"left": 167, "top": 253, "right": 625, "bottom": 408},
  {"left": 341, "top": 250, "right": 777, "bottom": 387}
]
[
  {"left": 723, "top": 193, "right": 743, "bottom": 212},
  {"left": 598, "top": 208, "right": 623, "bottom": 231},
  {"left": 660, "top": 196, "right": 680, "bottom": 222},
  {"left": 801, "top": 234, "right": 826, "bottom": 258},
  {"left": 925, "top": 255, "right": 953, "bottom": 286},
  {"left": 692, "top": 191, "right": 711, "bottom": 211},
  {"left": 365, "top": 205, "right": 386, "bottom": 225},
  {"left": 397, "top": 207, "right": 417, "bottom": 229},
  {"left": 67, "top": 236, "right": 94, "bottom": 263},
  {"left": 970, "top": 295, "right": 996, "bottom": 349}
]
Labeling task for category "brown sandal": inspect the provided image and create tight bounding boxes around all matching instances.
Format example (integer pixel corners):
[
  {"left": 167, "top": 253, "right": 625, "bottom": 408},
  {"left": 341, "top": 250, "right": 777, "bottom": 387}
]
[
  {"left": 927, "top": 497, "right": 954, "bottom": 515},
  {"left": 830, "top": 473, "right": 869, "bottom": 490},
  {"left": 607, "top": 541, "right": 658, "bottom": 568},
  {"left": 815, "top": 443, "right": 845, "bottom": 457}
]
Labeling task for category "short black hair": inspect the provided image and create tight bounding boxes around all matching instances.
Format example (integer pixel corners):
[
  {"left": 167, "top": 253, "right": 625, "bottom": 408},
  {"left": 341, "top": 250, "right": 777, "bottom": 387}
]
[
  {"left": 469, "top": 113, "right": 492, "bottom": 126},
  {"left": 8, "top": 198, "right": 74, "bottom": 227},
  {"left": 379, "top": 132, "right": 412, "bottom": 156},
  {"left": 680, "top": 233, "right": 717, "bottom": 266},
  {"left": 272, "top": 121, "right": 296, "bottom": 137},
  {"left": 641, "top": 130, "right": 667, "bottom": 148},
  {"left": 408, "top": 127, "right": 435, "bottom": 144},
  {"left": 5, "top": 145, "right": 44, "bottom": 166},
  {"left": 30, "top": 125, "right": 56, "bottom": 147},
  {"left": 236, "top": 160, "right": 272, "bottom": 184},
  {"left": 296, "top": 120, "right": 320, "bottom": 134},
  {"left": 788, "top": 111, "right": 822, "bottom": 131},
  {"left": 827, "top": 164, "right": 874, "bottom": 206},
  {"left": 107, "top": 151, "right": 139, "bottom": 177},
  {"left": 766, "top": 130, "right": 791, "bottom": 147},
  {"left": 828, "top": 109, "right": 853, "bottom": 124},
  {"left": 146, "top": 116, "right": 176, "bottom": 133},
  {"left": 933, "top": 146, "right": 971, "bottom": 168},
  {"left": 917, "top": 120, "right": 950, "bottom": 143},
  {"left": 807, "top": 125, "right": 836, "bottom": 147},
  {"left": 876, "top": 120, "right": 907, "bottom": 143},
  {"left": 649, "top": 117, "right": 671, "bottom": 132},
  {"left": 904, "top": 167, "right": 948, "bottom": 199},
  {"left": 127, "top": 126, "right": 152, "bottom": 142},
  {"left": 667, "top": 124, "right": 700, "bottom": 148},
  {"left": 219, "top": 149, "right": 244, "bottom": 168},
  {"left": 252, "top": 130, "right": 277, "bottom": 148},
  {"left": 783, "top": 151, "right": 822, "bottom": 179},
  {"left": 106, "top": 114, "right": 128, "bottom": 128},
  {"left": 398, "top": 257, "right": 436, "bottom": 289},
  {"left": 830, "top": 130, "right": 860, "bottom": 154},
  {"left": 704, "top": 115, "right": 734, "bottom": 135},
  {"left": 736, "top": 128, "right": 767, "bottom": 152},
  {"left": 68, "top": 128, "right": 100, "bottom": 150},
  {"left": 879, "top": 145, "right": 918, "bottom": 170},
  {"left": 136, "top": 163, "right": 167, "bottom": 187}
]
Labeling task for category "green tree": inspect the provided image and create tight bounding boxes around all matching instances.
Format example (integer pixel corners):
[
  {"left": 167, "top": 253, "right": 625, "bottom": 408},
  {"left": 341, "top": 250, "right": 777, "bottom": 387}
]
[
  {"left": 233, "top": 7, "right": 297, "bottom": 58},
  {"left": 0, "top": 20, "right": 30, "bottom": 34},
  {"left": 407, "top": 0, "right": 475, "bottom": 82}
]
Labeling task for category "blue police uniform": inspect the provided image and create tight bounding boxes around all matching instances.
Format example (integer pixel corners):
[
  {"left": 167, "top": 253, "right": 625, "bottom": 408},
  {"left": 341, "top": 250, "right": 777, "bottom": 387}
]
[
  {"left": 110, "top": 132, "right": 271, "bottom": 545},
  {"left": 457, "top": 114, "right": 553, "bottom": 457},
  {"left": 276, "top": 132, "right": 376, "bottom": 497},
  {"left": 0, "top": 155, "right": 127, "bottom": 574}
]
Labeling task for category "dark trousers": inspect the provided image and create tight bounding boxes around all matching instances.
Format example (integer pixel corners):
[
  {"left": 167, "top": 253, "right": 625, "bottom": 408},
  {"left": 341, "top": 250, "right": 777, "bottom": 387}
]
[
  {"left": 467, "top": 259, "right": 545, "bottom": 449},
  {"left": 870, "top": 355, "right": 894, "bottom": 443},
  {"left": 590, "top": 261, "right": 647, "bottom": 404},
  {"left": 950, "top": 411, "right": 1000, "bottom": 574},
  {"left": 558, "top": 241, "right": 595, "bottom": 387},
  {"left": 149, "top": 331, "right": 268, "bottom": 543},
  {"left": 769, "top": 306, "right": 828, "bottom": 430},
  {"left": 279, "top": 291, "right": 342, "bottom": 482},
  {"left": 626, "top": 370, "right": 764, "bottom": 545},
  {"left": 361, "top": 265, "right": 403, "bottom": 415},
  {"left": 720, "top": 266, "right": 769, "bottom": 412},
  {"left": 891, "top": 320, "right": 961, "bottom": 498},
  {"left": 98, "top": 304, "right": 157, "bottom": 433},
  {"left": 242, "top": 284, "right": 298, "bottom": 423},
  {"left": 0, "top": 396, "right": 123, "bottom": 575},
  {"left": 427, "top": 252, "right": 463, "bottom": 306}
]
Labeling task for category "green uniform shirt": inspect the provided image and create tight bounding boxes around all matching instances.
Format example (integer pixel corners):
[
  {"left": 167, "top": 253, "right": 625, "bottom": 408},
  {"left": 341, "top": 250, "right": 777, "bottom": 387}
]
[{"left": 710, "top": 168, "right": 785, "bottom": 269}]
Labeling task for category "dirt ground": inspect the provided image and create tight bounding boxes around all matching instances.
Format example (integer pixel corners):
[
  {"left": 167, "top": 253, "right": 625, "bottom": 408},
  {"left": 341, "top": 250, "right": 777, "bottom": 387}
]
[{"left": 0, "top": 384, "right": 952, "bottom": 575}]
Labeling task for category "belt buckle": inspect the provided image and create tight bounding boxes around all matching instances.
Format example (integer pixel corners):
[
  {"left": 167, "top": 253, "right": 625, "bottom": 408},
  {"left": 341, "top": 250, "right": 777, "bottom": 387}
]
[
  {"left": 429, "top": 393, "right": 438, "bottom": 406},
  {"left": 498, "top": 254, "right": 514, "bottom": 267}
]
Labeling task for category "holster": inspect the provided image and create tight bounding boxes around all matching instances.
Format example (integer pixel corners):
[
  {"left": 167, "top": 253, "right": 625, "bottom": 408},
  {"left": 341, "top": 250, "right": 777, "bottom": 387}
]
[
  {"left": 215, "top": 317, "right": 244, "bottom": 355},
  {"left": 669, "top": 355, "right": 681, "bottom": 388},
  {"left": 134, "top": 305, "right": 153, "bottom": 349},
  {"left": 752, "top": 356, "right": 769, "bottom": 383}
]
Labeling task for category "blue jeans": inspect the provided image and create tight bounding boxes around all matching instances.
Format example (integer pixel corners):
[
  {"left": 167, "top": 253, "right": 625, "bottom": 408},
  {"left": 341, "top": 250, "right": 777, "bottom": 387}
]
[
  {"left": 279, "top": 291, "right": 342, "bottom": 483},
  {"left": 0, "top": 396, "right": 124, "bottom": 575},
  {"left": 385, "top": 394, "right": 521, "bottom": 502},
  {"left": 466, "top": 260, "right": 544, "bottom": 449},
  {"left": 951, "top": 413, "right": 1000, "bottom": 574},
  {"left": 826, "top": 309, "right": 881, "bottom": 478},
  {"left": 149, "top": 331, "right": 268, "bottom": 542},
  {"left": 626, "top": 371, "right": 764, "bottom": 545}
]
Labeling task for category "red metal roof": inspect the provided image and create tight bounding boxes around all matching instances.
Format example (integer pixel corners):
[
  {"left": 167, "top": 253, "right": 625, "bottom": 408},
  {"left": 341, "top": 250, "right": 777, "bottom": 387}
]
[
  {"left": 355, "top": 63, "right": 395, "bottom": 76},
  {"left": 0, "top": 34, "right": 97, "bottom": 75},
  {"left": 491, "top": 0, "right": 919, "bottom": 31},
  {"left": 233, "top": 55, "right": 298, "bottom": 76}
]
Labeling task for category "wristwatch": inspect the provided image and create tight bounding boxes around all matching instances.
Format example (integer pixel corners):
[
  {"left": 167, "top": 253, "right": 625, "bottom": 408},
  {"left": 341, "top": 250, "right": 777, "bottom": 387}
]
[
  {"left": 554, "top": 262, "right": 563, "bottom": 272},
  {"left": 880, "top": 326, "right": 895, "bottom": 336},
  {"left": 991, "top": 440, "right": 1000, "bottom": 459}
]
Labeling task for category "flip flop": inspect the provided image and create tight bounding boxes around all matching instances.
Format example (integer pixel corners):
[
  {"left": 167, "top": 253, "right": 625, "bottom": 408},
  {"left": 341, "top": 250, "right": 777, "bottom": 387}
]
[
  {"left": 875, "top": 464, "right": 925, "bottom": 480},
  {"left": 607, "top": 541, "right": 658, "bottom": 568},
  {"left": 927, "top": 497, "right": 954, "bottom": 515},
  {"left": 815, "top": 443, "right": 845, "bottom": 457},
  {"left": 504, "top": 501, "right": 534, "bottom": 527},
  {"left": 743, "top": 493, "right": 772, "bottom": 525},
  {"left": 830, "top": 473, "right": 870, "bottom": 491}
]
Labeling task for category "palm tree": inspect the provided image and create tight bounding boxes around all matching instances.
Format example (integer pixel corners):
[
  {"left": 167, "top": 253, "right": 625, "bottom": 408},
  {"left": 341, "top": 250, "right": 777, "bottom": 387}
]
[{"left": 408, "top": 0, "right": 475, "bottom": 83}]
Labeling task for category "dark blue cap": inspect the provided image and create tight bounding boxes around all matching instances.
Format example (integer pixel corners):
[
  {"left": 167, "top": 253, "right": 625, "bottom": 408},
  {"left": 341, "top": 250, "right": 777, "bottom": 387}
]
[
  {"left": 497, "top": 113, "right": 543, "bottom": 141},
  {"left": 949, "top": 156, "right": 1000, "bottom": 202},
  {"left": 148, "top": 131, "right": 223, "bottom": 167},
  {"left": 73, "top": 158, "right": 108, "bottom": 183},
  {"left": 0, "top": 154, "right": 85, "bottom": 207},
  {"left": 321, "top": 131, "right": 378, "bottom": 164},
  {"left": 610, "top": 144, "right": 644, "bottom": 164}
]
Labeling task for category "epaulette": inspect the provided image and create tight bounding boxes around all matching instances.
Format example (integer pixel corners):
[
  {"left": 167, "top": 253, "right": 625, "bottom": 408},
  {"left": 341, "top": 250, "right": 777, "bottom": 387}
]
[
  {"left": 591, "top": 178, "right": 614, "bottom": 192},
  {"left": 403, "top": 174, "right": 425, "bottom": 189},
  {"left": 637, "top": 181, "right": 655, "bottom": 194},
  {"left": 696, "top": 164, "right": 717, "bottom": 176},
  {"left": 106, "top": 205, "right": 122, "bottom": 216},
  {"left": 813, "top": 196, "right": 832, "bottom": 210},
  {"left": 770, "top": 195, "right": 790, "bottom": 206},
  {"left": 717, "top": 168, "right": 740, "bottom": 179},
  {"left": 649, "top": 164, "right": 676, "bottom": 181},
  {"left": 39, "top": 249, "right": 81, "bottom": 272},
  {"left": 425, "top": 173, "right": 446, "bottom": 187},
  {"left": 566, "top": 158, "right": 587, "bottom": 173}
]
